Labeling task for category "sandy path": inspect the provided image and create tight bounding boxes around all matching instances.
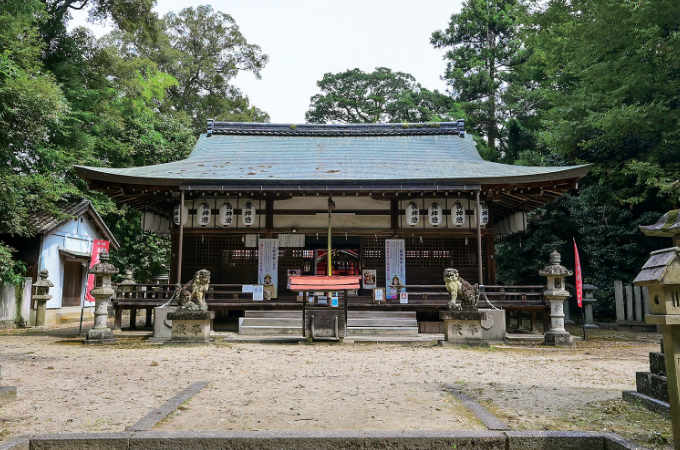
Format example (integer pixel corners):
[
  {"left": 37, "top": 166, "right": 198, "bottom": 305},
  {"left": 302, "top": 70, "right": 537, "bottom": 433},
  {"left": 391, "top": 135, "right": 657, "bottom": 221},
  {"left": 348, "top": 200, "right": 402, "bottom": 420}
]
[{"left": 0, "top": 326, "right": 658, "bottom": 442}]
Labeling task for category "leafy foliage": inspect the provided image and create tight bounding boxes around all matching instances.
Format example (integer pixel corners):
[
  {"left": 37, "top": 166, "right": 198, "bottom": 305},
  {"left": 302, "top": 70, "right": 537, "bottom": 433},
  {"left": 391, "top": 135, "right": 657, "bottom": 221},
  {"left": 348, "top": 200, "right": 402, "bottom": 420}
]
[
  {"left": 431, "top": 0, "right": 526, "bottom": 157},
  {"left": 306, "top": 67, "right": 456, "bottom": 124}
]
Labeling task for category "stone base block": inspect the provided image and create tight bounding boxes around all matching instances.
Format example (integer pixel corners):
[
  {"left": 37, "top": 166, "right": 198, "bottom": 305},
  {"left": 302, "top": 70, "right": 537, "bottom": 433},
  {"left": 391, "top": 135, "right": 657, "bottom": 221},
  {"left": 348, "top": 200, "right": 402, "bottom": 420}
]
[
  {"left": 152, "top": 306, "right": 176, "bottom": 340},
  {"left": 0, "top": 386, "right": 17, "bottom": 407},
  {"left": 170, "top": 318, "right": 212, "bottom": 343},
  {"left": 83, "top": 328, "right": 116, "bottom": 344},
  {"left": 542, "top": 331, "right": 573, "bottom": 347},
  {"left": 584, "top": 324, "right": 599, "bottom": 329},
  {"left": 635, "top": 372, "right": 668, "bottom": 403},
  {"left": 441, "top": 314, "right": 487, "bottom": 347},
  {"left": 622, "top": 390, "right": 670, "bottom": 416},
  {"left": 650, "top": 352, "right": 666, "bottom": 376}
]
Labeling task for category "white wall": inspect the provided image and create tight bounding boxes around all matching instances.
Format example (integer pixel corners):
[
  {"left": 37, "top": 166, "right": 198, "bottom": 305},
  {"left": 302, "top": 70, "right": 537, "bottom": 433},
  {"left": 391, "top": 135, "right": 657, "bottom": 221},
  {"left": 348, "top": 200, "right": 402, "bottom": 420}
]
[
  {"left": 0, "top": 278, "right": 32, "bottom": 327},
  {"left": 39, "top": 214, "right": 102, "bottom": 308}
]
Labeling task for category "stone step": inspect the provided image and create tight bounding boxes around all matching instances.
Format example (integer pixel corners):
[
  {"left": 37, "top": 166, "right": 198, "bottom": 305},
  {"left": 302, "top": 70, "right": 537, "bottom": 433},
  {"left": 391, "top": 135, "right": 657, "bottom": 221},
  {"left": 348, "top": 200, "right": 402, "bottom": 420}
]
[
  {"left": 650, "top": 352, "right": 666, "bottom": 377},
  {"left": 240, "top": 318, "right": 303, "bottom": 327},
  {"left": 239, "top": 326, "right": 302, "bottom": 335},
  {"left": 636, "top": 372, "right": 668, "bottom": 403},
  {"left": 347, "top": 312, "right": 416, "bottom": 319},
  {"left": 244, "top": 311, "right": 302, "bottom": 318},
  {"left": 347, "top": 319, "right": 418, "bottom": 327},
  {"left": 347, "top": 327, "right": 419, "bottom": 336}
]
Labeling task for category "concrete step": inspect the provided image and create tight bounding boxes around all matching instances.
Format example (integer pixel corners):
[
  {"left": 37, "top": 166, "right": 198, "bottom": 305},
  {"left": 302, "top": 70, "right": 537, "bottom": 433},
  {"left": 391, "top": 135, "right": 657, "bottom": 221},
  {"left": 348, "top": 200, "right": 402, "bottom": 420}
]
[
  {"left": 636, "top": 372, "right": 668, "bottom": 403},
  {"left": 244, "top": 311, "right": 302, "bottom": 318},
  {"left": 347, "top": 312, "right": 416, "bottom": 319},
  {"left": 347, "top": 319, "right": 418, "bottom": 327},
  {"left": 240, "top": 318, "right": 303, "bottom": 327},
  {"left": 650, "top": 352, "right": 666, "bottom": 377},
  {"left": 239, "top": 326, "right": 302, "bottom": 335},
  {"left": 347, "top": 327, "right": 419, "bottom": 336}
]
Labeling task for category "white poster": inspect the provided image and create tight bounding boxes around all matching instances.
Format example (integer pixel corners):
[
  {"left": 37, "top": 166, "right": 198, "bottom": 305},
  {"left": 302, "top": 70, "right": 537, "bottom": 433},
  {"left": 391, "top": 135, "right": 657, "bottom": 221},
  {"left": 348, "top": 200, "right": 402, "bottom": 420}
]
[
  {"left": 258, "top": 238, "right": 278, "bottom": 299},
  {"left": 385, "top": 239, "right": 406, "bottom": 300}
]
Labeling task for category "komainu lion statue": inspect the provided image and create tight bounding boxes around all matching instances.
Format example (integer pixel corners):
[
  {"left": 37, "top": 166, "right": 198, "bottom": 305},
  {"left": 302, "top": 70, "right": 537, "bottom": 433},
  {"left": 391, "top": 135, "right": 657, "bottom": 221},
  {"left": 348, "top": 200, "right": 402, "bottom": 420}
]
[
  {"left": 167, "top": 269, "right": 211, "bottom": 311},
  {"left": 443, "top": 268, "right": 479, "bottom": 311}
]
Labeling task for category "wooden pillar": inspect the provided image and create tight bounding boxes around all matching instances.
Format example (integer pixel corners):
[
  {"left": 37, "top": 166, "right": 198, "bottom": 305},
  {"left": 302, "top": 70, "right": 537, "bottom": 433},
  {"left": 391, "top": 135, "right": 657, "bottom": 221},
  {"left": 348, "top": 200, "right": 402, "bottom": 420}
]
[
  {"left": 177, "top": 190, "right": 185, "bottom": 284},
  {"left": 130, "top": 308, "right": 137, "bottom": 329},
  {"left": 475, "top": 190, "right": 483, "bottom": 284},
  {"left": 145, "top": 308, "right": 153, "bottom": 327}
]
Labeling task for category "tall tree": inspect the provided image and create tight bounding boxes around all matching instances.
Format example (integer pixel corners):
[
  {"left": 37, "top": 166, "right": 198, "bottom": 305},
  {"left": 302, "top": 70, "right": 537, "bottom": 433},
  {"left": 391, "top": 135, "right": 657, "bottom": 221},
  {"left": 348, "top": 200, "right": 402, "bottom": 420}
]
[
  {"left": 306, "top": 67, "right": 456, "bottom": 124},
  {"left": 431, "top": 0, "right": 525, "bottom": 159},
  {"left": 107, "top": 5, "right": 269, "bottom": 134}
]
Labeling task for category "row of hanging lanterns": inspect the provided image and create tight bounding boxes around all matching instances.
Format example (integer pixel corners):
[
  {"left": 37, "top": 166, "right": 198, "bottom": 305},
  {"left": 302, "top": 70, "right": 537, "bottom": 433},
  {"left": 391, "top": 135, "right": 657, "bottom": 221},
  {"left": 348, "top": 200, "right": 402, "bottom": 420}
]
[
  {"left": 493, "top": 211, "right": 528, "bottom": 236},
  {"left": 141, "top": 211, "right": 171, "bottom": 235},
  {"left": 172, "top": 201, "right": 257, "bottom": 228},
  {"left": 404, "top": 201, "right": 488, "bottom": 228}
]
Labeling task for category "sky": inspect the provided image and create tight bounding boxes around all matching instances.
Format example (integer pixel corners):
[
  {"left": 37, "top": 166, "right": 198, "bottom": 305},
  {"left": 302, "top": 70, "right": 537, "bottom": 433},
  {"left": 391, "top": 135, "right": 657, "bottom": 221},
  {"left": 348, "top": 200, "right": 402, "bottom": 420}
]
[{"left": 69, "top": 0, "right": 465, "bottom": 123}]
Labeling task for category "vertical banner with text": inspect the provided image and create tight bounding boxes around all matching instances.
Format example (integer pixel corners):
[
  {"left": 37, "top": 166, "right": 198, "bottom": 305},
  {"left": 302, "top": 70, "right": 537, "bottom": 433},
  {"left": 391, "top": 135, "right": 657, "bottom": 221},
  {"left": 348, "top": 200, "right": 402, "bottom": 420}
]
[
  {"left": 85, "top": 239, "right": 110, "bottom": 303},
  {"left": 258, "top": 238, "right": 278, "bottom": 299},
  {"left": 385, "top": 239, "right": 406, "bottom": 300}
]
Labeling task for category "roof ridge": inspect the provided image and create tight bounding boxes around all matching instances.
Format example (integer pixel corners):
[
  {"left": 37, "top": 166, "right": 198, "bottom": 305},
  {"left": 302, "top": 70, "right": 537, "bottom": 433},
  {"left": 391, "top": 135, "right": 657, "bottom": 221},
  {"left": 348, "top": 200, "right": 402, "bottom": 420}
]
[{"left": 206, "top": 120, "right": 465, "bottom": 137}]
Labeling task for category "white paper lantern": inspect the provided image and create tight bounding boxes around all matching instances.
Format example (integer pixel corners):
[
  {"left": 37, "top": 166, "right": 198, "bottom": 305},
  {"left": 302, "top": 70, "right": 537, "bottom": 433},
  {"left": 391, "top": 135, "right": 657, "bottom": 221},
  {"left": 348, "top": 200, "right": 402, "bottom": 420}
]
[
  {"left": 428, "top": 202, "right": 443, "bottom": 227},
  {"left": 469, "top": 201, "right": 489, "bottom": 228},
  {"left": 451, "top": 201, "right": 466, "bottom": 228},
  {"left": 173, "top": 204, "right": 188, "bottom": 226},
  {"left": 510, "top": 212, "right": 527, "bottom": 234},
  {"left": 197, "top": 202, "right": 212, "bottom": 227},
  {"left": 158, "top": 217, "right": 170, "bottom": 235},
  {"left": 141, "top": 211, "right": 155, "bottom": 232},
  {"left": 405, "top": 202, "right": 420, "bottom": 226},
  {"left": 218, "top": 201, "right": 234, "bottom": 227},
  {"left": 241, "top": 201, "right": 256, "bottom": 227}
]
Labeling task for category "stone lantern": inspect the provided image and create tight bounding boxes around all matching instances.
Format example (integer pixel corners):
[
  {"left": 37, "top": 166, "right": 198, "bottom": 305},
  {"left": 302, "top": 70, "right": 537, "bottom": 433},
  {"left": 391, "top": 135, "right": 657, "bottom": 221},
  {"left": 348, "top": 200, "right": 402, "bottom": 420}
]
[
  {"left": 582, "top": 283, "right": 598, "bottom": 328},
  {"left": 32, "top": 269, "right": 53, "bottom": 326},
  {"left": 84, "top": 251, "right": 118, "bottom": 344},
  {"left": 635, "top": 247, "right": 680, "bottom": 448},
  {"left": 539, "top": 251, "right": 574, "bottom": 346},
  {"left": 119, "top": 270, "right": 136, "bottom": 298}
]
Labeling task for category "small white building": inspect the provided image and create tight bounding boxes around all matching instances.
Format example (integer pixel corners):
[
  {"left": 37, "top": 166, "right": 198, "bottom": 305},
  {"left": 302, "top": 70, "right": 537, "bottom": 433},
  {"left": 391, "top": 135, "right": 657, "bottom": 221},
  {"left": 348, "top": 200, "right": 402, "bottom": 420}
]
[{"left": 0, "top": 200, "right": 119, "bottom": 326}]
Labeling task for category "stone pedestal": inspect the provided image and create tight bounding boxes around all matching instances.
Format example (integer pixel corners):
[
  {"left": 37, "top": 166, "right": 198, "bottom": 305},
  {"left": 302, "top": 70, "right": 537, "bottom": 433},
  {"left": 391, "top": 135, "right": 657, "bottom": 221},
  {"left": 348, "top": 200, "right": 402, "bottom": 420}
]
[
  {"left": 34, "top": 299, "right": 48, "bottom": 327},
  {"left": 167, "top": 310, "right": 215, "bottom": 344},
  {"left": 439, "top": 310, "right": 488, "bottom": 347},
  {"left": 32, "top": 269, "right": 53, "bottom": 327},
  {"left": 583, "top": 298, "right": 598, "bottom": 328},
  {"left": 149, "top": 306, "right": 177, "bottom": 342},
  {"left": 543, "top": 298, "right": 574, "bottom": 346}
]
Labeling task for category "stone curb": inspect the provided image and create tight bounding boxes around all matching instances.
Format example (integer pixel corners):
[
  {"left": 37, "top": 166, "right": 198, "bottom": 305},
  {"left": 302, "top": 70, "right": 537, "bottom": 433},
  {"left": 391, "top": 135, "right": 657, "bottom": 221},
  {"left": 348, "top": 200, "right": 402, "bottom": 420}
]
[
  {"left": 447, "top": 388, "right": 510, "bottom": 430},
  {"left": 0, "top": 430, "right": 646, "bottom": 449},
  {"left": 622, "top": 390, "right": 671, "bottom": 417},
  {"left": 126, "top": 381, "right": 211, "bottom": 432}
]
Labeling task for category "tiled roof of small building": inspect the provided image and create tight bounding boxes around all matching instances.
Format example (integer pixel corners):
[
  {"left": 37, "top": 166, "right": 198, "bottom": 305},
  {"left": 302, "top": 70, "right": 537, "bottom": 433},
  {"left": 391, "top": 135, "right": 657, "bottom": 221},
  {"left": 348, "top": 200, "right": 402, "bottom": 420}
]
[
  {"left": 639, "top": 210, "right": 680, "bottom": 237},
  {"left": 74, "top": 121, "right": 589, "bottom": 187},
  {"left": 27, "top": 199, "right": 119, "bottom": 249}
]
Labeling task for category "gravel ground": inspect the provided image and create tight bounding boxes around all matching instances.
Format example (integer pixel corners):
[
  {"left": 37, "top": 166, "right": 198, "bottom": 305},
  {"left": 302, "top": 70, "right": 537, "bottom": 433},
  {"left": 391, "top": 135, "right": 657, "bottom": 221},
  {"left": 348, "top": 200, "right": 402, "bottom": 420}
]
[{"left": 0, "top": 323, "right": 669, "bottom": 448}]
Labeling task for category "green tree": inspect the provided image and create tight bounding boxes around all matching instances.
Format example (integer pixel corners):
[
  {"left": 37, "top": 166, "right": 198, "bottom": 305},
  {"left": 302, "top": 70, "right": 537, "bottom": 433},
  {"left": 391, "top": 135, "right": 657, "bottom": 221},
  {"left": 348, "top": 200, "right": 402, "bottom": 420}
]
[
  {"left": 431, "top": 0, "right": 526, "bottom": 159},
  {"left": 306, "top": 67, "right": 456, "bottom": 124},
  {"left": 107, "top": 5, "right": 269, "bottom": 134}
]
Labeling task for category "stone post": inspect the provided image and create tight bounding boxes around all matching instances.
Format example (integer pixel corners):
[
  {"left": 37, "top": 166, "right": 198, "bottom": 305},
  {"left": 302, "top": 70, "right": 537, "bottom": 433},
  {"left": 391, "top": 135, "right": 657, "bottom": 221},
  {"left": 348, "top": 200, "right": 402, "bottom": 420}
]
[
  {"left": 32, "top": 269, "right": 53, "bottom": 326},
  {"left": 582, "top": 284, "right": 598, "bottom": 328},
  {"left": 84, "top": 251, "right": 118, "bottom": 344},
  {"left": 540, "top": 251, "right": 574, "bottom": 347}
]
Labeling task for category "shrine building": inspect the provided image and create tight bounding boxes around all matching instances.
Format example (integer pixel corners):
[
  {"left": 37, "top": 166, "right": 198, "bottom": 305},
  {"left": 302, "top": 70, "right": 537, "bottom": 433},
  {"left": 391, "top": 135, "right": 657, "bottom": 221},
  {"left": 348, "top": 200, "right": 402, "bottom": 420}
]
[{"left": 75, "top": 121, "right": 588, "bottom": 318}]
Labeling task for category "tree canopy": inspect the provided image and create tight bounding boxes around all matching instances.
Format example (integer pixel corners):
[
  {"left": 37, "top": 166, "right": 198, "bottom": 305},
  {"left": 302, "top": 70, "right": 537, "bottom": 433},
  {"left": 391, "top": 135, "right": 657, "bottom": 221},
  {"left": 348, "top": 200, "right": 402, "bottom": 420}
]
[
  {"left": 0, "top": 0, "right": 269, "bottom": 282},
  {"left": 306, "top": 67, "right": 456, "bottom": 124}
]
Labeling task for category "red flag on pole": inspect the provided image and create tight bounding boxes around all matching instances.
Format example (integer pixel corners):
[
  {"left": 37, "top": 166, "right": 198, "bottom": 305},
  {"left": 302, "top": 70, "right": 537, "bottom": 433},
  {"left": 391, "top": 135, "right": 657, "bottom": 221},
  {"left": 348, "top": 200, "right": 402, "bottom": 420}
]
[{"left": 573, "top": 238, "right": 583, "bottom": 308}]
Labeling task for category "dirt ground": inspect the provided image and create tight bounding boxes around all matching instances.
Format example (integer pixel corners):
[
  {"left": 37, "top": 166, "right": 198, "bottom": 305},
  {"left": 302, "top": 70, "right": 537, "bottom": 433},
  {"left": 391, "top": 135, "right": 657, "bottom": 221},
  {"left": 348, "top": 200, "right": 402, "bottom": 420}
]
[{"left": 0, "top": 323, "right": 673, "bottom": 449}]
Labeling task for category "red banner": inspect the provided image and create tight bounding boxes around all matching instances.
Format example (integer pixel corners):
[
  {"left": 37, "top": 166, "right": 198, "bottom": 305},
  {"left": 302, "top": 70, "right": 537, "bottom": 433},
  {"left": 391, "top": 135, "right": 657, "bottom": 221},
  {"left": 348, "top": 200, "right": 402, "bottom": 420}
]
[
  {"left": 85, "top": 239, "right": 110, "bottom": 303},
  {"left": 573, "top": 238, "right": 583, "bottom": 308}
]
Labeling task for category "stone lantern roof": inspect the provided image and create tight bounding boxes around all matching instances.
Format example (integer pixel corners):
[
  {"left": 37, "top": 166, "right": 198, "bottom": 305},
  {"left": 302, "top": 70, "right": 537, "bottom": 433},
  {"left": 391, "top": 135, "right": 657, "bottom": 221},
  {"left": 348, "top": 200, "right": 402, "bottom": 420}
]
[
  {"left": 89, "top": 252, "right": 119, "bottom": 276},
  {"left": 539, "top": 251, "right": 573, "bottom": 277},
  {"left": 33, "top": 269, "right": 54, "bottom": 289},
  {"left": 633, "top": 247, "right": 680, "bottom": 286}
]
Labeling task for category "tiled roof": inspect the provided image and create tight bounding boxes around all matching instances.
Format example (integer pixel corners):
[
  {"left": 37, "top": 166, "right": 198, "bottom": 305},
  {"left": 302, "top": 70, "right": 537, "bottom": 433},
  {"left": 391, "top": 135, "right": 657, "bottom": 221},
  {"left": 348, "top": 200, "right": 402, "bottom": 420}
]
[
  {"left": 74, "top": 122, "right": 589, "bottom": 187},
  {"left": 27, "top": 199, "right": 119, "bottom": 249},
  {"left": 30, "top": 200, "right": 91, "bottom": 234}
]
